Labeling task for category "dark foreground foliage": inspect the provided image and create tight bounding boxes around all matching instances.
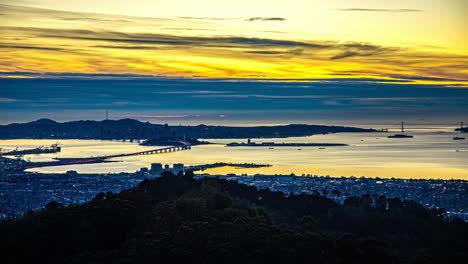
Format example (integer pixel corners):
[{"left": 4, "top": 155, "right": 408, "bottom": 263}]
[{"left": 1, "top": 172, "right": 467, "bottom": 263}]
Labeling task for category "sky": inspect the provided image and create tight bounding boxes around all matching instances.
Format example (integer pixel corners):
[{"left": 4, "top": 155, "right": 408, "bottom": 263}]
[{"left": 0, "top": 0, "right": 467, "bottom": 124}]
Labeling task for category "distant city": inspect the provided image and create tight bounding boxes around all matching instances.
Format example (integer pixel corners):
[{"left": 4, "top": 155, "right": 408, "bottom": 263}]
[
  {"left": 1, "top": 118, "right": 467, "bottom": 222},
  {"left": 1, "top": 162, "right": 466, "bottom": 221}
]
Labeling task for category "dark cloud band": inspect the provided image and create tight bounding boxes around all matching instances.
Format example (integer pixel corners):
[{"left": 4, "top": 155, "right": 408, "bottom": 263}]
[{"left": 335, "top": 8, "right": 423, "bottom": 13}]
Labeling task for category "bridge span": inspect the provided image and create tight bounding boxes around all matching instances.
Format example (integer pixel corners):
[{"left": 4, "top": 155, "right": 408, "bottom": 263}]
[
  {"left": 103, "top": 145, "right": 192, "bottom": 159},
  {"left": 25, "top": 144, "right": 192, "bottom": 169}
]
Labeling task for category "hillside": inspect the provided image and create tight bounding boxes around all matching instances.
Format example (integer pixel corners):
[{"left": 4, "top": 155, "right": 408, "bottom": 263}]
[
  {"left": 0, "top": 119, "right": 378, "bottom": 140},
  {"left": 1, "top": 172, "right": 466, "bottom": 263}
]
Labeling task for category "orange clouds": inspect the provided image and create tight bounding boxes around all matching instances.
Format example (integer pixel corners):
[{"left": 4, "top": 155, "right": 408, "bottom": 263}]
[{"left": 0, "top": 3, "right": 467, "bottom": 83}]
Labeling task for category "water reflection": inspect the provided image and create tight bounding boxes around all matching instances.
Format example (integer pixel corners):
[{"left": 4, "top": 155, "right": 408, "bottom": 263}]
[{"left": 1, "top": 126, "right": 466, "bottom": 179}]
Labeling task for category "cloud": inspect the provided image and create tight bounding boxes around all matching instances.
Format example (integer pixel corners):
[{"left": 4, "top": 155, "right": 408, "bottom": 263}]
[
  {"left": 121, "top": 114, "right": 190, "bottom": 118},
  {"left": 387, "top": 74, "right": 465, "bottom": 82},
  {"left": 93, "top": 45, "right": 159, "bottom": 50},
  {"left": 0, "top": 3, "right": 140, "bottom": 24},
  {"left": 59, "top": 17, "right": 131, "bottom": 23},
  {"left": 178, "top": 16, "right": 286, "bottom": 22},
  {"left": 330, "top": 45, "right": 397, "bottom": 60},
  {"left": 191, "top": 94, "right": 327, "bottom": 99},
  {"left": 245, "top": 48, "right": 303, "bottom": 56},
  {"left": 0, "top": 4, "right": 467, "bottom": 81},
  {"left": 245, "top": 17, "right": 286, "bottom": 22},
  {"left": 0, "top": 71, "right": 161, "bottom": 79},
  {"left": 1, "top": 78, "right": 467, "bottom": 122},
  {"left": 178, "top": 16, "right": 238, "bottom": 21},
  {"left": 323, "top": 97, "right": 436, "bottom": 107},
  {"left": 335, "top": 8, "right": 423, "bottom": 13},
  {"left": 330, "top": 51, "right": 360, "bottom": 60},
  {"left": 0, "top": 97, "right": 23, "bottom": 103},
  {"left": 4, "top": 26, "right": 397, "bottom": 54},
  {"left": 0, "top": 44, "right": 63, "bottom": 51},
  {"left": 0, "top": 26, "right": 320, "bottom": 48},
  {"left": 342, "top": 43, "right": 381, "bottom": 51},
  {"left": 158, "top": 90, "right": 234, "bottom": 94}
]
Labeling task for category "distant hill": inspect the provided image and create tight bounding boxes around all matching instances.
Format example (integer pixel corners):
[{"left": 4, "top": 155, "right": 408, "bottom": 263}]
[
  {"left": 0, "top": 119, "right": 378, "bottom": 140},
  {"left": 1, "top": 172, "right": 466, "bottom": 263},
  {"left": 455, "top": 127, "right": 468, "bottom": 133}
]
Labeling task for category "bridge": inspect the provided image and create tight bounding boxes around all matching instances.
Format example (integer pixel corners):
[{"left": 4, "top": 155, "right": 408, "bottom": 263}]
[
  {"left": 103, "top": 145, "right": 192, "bottom": 159},
  {"left": 24, "top": 144, "right": 192, "bottom": 169}
]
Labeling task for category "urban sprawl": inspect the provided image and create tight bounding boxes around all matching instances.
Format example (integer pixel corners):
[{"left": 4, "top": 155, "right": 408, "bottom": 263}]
[{"left": 1, "top": 161, "right": 466, "bottom": 221}]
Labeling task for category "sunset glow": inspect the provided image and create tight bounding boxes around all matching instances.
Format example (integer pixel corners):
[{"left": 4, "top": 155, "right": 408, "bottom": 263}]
[{"left": 0, "top": 0, "right": 467, "bottom": 83}]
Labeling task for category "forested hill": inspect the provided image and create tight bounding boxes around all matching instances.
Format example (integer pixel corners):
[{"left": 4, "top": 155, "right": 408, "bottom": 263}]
[
  {"left": 1, "top": 172, "right": 466, "bottom": 264},
  {"left": 0, "top": 118, "right": 378, "bottom": 139}
]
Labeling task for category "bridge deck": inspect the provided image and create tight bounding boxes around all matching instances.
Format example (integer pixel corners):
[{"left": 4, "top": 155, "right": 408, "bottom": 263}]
[
  {"left": 104, "top": 145, "right": 191, "bottom": 159},
  {"left": 25, "top": 145, "right": 191, "bottom": 169}
]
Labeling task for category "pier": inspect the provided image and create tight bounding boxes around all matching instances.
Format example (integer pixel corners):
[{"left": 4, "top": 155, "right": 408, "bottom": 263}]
[{"left": 1, "top": 143, "right": 61, "bottom": 156}]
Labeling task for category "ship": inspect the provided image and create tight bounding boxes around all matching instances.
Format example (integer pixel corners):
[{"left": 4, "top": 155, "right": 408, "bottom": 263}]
[
  {"left": 388, "top": 122, "right": 413, "bottom": 138},
  {"left": 453, "top": 122, "right": 465, "bottom": 140}
]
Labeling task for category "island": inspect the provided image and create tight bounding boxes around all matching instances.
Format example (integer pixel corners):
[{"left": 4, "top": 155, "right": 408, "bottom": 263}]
[{"left": 226, "top": 139, "right": 347, "bottom": 147}]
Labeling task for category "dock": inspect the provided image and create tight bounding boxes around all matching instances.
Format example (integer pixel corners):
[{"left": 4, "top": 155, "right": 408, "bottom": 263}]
[{"left": 1, "top": 143, "right": 61, "bottom": 156}]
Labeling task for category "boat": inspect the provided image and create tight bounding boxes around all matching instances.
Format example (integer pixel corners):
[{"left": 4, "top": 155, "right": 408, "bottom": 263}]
[
  {"left": 388, "top": 134, "right": 413, "bottom": 138},
  {"left": 453, "top": 122, "right": 465, "bottom": 140},
  {"left": 388, "top": 121, "right": 413, "bottom": 138}
]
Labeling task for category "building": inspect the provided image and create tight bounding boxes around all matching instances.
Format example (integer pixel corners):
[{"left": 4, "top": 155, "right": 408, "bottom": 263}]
[
  {"left": 173, "top": 163, "right": 184, "bottom": 174},
  {"left": 278, "top": 175, "right": 294, "bottom": 183},
  {"left": 137, "top": 167, "right": 149, "bottom": 177},
  {"left": 150, "top": 163, "right": 163, "bottom": 175}
]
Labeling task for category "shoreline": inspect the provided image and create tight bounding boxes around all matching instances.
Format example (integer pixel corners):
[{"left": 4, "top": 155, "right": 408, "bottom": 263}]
[{"left": 2, "top": 170, "right": 467, "bottom": 182}]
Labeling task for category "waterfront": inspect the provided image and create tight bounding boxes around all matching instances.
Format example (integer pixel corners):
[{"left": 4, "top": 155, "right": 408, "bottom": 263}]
[{"left": 1, "top": 124, "right": 466, "bottom": 179}]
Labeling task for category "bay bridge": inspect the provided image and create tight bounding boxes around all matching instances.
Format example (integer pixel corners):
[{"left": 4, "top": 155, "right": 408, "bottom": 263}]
[
  {"left": 24, "top": 144, "right": 192, "bottom": 169},
  {"left": 101, "top": 145, "right": 191, "bottom": 159}
]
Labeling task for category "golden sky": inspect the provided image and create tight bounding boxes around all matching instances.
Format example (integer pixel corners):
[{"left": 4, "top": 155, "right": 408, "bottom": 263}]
[{"left": 1, "top": 0, "right": 467, "bottom": 82}]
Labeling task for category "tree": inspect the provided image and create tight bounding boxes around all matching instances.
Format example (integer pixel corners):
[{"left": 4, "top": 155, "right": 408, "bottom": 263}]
[{"left": 45, "top": 201, "right": 63, "bottom": 210}]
